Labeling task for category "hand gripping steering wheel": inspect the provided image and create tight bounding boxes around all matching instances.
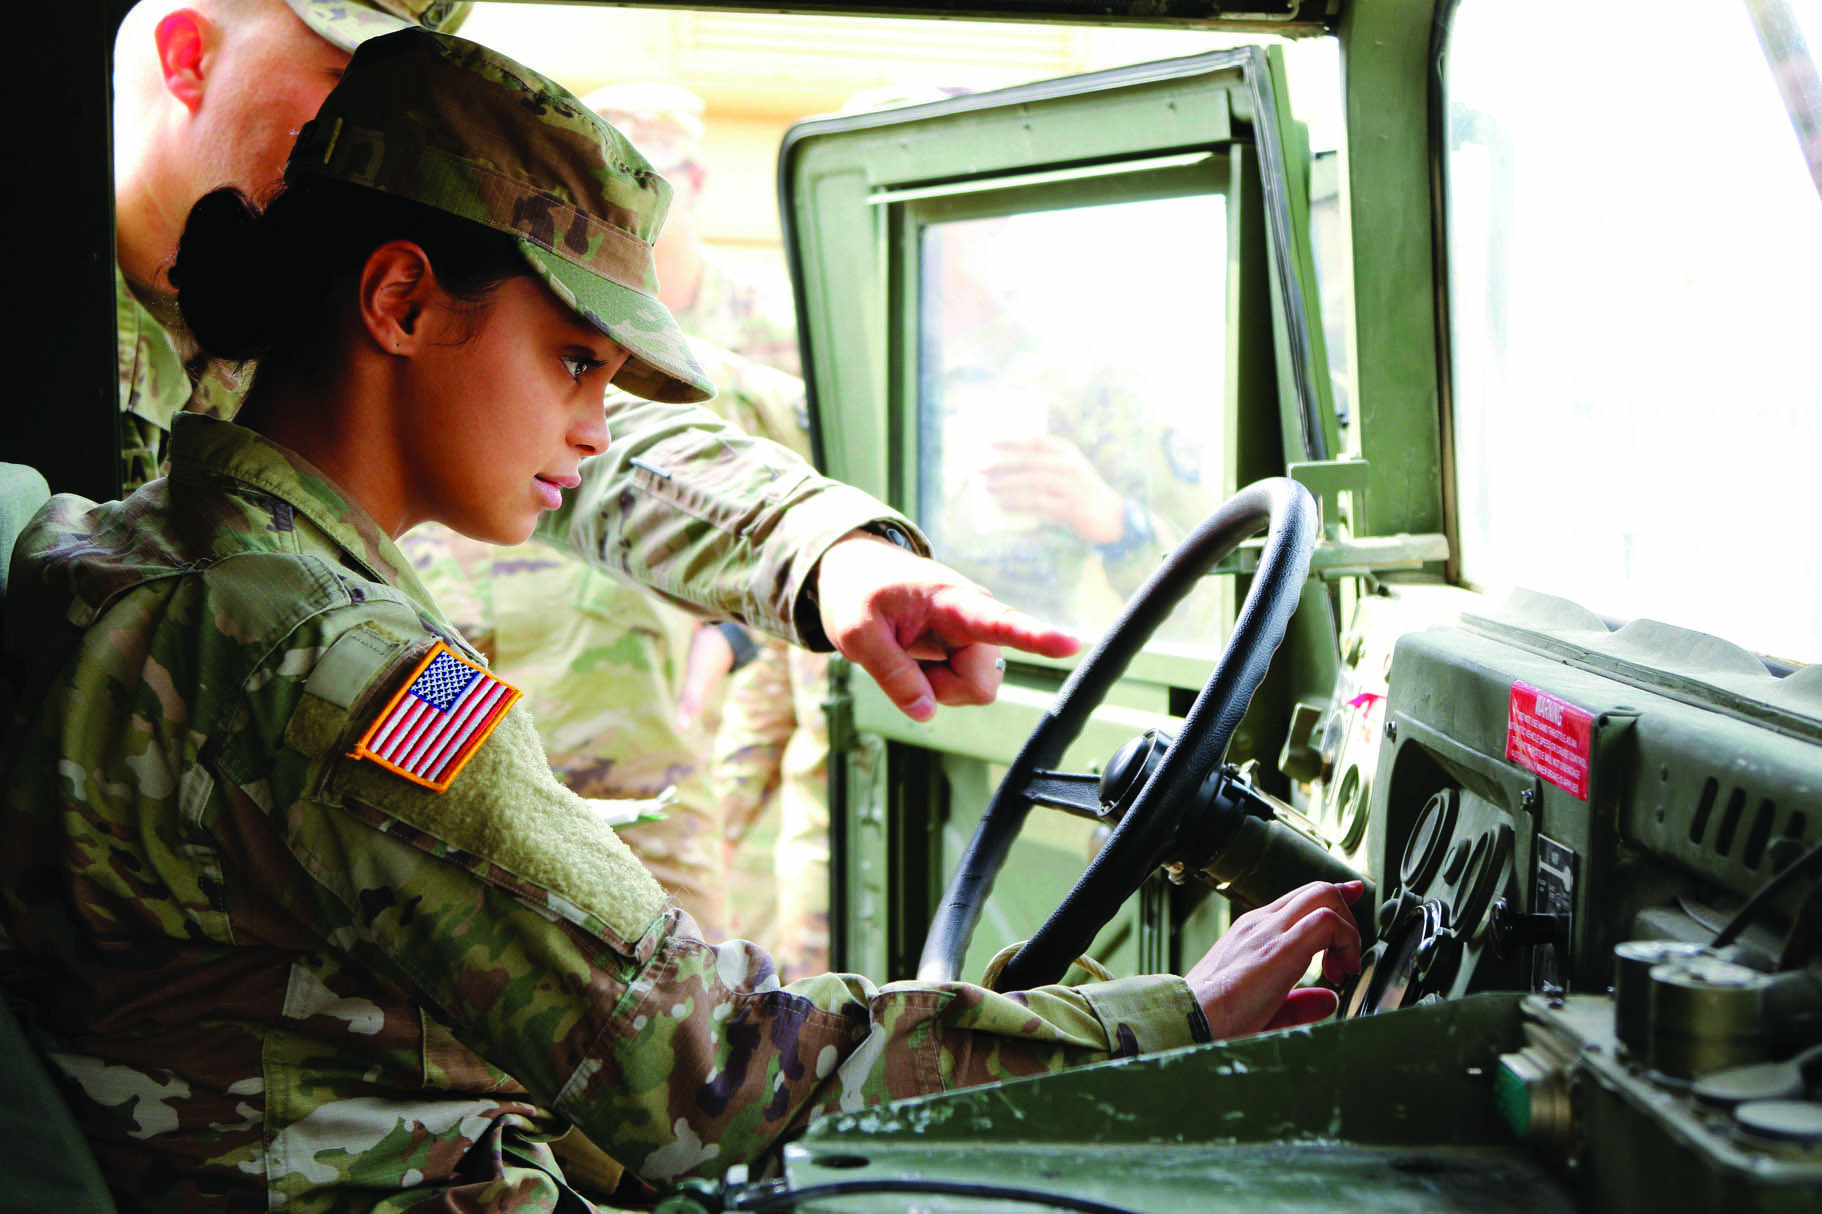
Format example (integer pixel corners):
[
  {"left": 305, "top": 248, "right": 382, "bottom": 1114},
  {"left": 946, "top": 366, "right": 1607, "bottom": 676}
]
[{"left": 917, "top": 477, "right": 1320, "bottom": 991}]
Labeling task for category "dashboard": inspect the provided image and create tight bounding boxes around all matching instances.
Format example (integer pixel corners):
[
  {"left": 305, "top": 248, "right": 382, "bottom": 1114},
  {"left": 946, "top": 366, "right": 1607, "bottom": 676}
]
[{"left": 684, "top": 587, "right": 1822, "bottom": 1213}]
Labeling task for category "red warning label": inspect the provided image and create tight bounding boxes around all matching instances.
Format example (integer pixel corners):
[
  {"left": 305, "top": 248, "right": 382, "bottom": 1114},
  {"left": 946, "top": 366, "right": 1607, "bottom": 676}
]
[{"left": 1506, "top": 682, "right": 1594, "bottom": 801}]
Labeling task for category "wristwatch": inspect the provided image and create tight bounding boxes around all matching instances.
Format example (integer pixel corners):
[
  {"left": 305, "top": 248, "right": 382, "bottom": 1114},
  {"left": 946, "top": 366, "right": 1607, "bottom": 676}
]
[
  {"left": 1094, "top": 497, "right": 1155, "bottom": 564},
  {"left": 863, "top": 520, "right": 919, "bottom": 552}
]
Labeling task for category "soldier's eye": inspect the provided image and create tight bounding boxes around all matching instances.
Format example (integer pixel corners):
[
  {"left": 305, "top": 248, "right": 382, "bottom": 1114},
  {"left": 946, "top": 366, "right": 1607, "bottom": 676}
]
[{"left": 562, "top": 354, "right": 605, "bottom": 382}]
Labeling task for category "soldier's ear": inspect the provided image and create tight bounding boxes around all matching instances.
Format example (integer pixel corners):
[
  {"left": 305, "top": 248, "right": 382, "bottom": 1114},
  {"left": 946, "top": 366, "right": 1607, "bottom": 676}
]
[
  {"left": 358, "top": 242, "right": 440, "bottom": 356},
  {"left": 154, "top": 10, "right": 211, "bottom": 115}
]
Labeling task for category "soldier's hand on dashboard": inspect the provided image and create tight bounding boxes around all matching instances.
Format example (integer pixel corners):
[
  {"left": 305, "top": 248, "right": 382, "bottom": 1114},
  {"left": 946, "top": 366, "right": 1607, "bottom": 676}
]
[
  {"left": 1186, "top": 880, "right": 1365, "bottom": 1039},
  {"left": 813, "top": 532, "right": 1081, "bottom": 721}
]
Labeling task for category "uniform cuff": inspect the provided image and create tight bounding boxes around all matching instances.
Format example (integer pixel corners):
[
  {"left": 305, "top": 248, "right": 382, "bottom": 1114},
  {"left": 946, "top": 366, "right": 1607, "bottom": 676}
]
[
  {"left": 789, "top": 504, "right": 931, "bottom": 652},
  {"left": 1077, "top": 975, "right": 1212, "bottom": 1055}
]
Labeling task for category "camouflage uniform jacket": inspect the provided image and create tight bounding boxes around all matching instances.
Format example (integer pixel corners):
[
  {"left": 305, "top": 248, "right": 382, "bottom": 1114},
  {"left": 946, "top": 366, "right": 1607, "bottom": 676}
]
[{"left": 1, "top": 415, "right": 1212, "bottom": 1212}]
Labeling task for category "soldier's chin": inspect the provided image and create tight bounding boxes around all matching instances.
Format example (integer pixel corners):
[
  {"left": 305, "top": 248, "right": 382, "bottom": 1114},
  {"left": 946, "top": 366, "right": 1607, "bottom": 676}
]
[{"left": 455, "top": 510, "right": 539, "bottom": 548}]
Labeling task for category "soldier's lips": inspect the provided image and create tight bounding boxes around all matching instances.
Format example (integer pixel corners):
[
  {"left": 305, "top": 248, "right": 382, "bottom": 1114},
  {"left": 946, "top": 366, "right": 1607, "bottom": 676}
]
[{"left": 533, "top": 475, "right": 576, "bottom": 510}]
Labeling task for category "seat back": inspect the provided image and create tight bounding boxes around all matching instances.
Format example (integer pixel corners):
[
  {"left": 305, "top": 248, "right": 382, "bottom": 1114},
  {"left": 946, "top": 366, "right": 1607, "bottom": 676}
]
[
  {"left": 0, "top": 461, "right": 48, "bottom": 606},
  {"left": 1, "top": 462, "right": 49, "bottom": 713},
  {"left": 0, "top": 997, "right": 120, "bottom": 1213}
]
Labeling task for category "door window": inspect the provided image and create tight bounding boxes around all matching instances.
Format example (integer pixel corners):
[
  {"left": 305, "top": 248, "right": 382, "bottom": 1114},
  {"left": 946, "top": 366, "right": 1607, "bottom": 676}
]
[{"left": 916, "top": 196, "right": 1229, "bottom": 643}]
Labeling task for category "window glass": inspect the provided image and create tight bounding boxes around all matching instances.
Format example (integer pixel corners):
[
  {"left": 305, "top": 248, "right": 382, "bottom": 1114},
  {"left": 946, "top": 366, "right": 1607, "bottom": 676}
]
[
  {"left": 916, "top": 196, "right": 1229, "bottom": 646},
  {"left": 1446, "top": 0, "right": 1822, "bottom": 664}
]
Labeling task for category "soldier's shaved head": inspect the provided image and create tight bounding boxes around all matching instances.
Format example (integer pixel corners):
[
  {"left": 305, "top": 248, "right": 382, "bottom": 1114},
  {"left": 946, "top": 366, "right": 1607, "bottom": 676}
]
[
  {"left": 113, "top": 1, "right": 467, "bottom": 294},
  {"left": 114, "top": 1, "right": 355, "bottom": 292}
]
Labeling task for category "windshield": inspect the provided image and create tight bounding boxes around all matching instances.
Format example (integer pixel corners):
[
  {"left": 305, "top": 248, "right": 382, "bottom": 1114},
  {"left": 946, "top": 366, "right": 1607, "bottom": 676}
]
[{"left": 1445, "top": 0, "right": 1822, "bottom": 666}]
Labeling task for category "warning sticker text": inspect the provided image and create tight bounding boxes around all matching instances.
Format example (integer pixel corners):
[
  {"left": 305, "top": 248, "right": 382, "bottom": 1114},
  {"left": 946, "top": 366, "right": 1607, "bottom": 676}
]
[{"left": 1506, "top": 682, "right": 1594, "bottom": 801}]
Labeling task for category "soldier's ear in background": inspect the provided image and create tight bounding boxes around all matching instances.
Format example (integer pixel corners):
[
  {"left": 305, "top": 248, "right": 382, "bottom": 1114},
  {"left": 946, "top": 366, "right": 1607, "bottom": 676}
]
[{"left": 154, "top": 9, "right": 212, "bottom": 115}]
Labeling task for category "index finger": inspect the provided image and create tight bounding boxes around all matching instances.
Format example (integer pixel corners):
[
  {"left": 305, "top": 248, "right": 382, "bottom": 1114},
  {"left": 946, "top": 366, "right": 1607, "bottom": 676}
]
[{"left": 928, "top": 589, "right": 1081, "bottom": 660}]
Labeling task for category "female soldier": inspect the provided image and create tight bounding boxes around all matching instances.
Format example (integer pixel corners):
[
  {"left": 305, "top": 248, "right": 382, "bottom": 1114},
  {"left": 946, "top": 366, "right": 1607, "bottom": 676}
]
[{"left": 0, "top": 29, "right": 1362, "bottom": 1212}]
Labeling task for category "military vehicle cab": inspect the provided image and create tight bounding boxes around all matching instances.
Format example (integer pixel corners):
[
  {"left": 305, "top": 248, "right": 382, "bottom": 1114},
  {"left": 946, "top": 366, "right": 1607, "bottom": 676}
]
[{"left": 8, "top": 1, "right": 1822, "bottom": 1211}]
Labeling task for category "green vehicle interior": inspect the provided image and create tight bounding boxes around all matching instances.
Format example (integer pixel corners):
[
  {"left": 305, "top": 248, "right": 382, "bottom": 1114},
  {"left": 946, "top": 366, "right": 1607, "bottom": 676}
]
[{"left": 5, "top": 1, "right": 1820, "bottom": 1210}]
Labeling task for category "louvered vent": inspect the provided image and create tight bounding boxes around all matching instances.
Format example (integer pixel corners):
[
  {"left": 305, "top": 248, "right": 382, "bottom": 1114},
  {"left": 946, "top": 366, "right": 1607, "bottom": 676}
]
[{"left": 1687, "top": 776, "right": 1802, "bottom": 870}]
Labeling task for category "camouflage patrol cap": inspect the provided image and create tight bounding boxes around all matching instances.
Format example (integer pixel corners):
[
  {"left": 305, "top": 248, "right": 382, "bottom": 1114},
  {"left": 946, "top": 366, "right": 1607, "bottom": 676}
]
[
  {"left": 286, "top": 29, "right": 714, "bottom": 403},
  {"left": 281, "top": 0, "right": 472, "bottom": 51}
]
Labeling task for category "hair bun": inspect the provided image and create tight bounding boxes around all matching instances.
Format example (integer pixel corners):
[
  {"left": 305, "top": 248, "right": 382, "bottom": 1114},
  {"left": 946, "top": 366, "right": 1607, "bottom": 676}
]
[{"left": 170, "top": 188, "right": 272, "bottom": 364}]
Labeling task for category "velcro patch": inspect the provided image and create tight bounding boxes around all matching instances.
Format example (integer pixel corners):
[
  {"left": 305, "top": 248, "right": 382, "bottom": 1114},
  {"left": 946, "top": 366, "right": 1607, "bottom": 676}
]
[{"left": 350, "top": 641, "right": 521, "bottom": 792}]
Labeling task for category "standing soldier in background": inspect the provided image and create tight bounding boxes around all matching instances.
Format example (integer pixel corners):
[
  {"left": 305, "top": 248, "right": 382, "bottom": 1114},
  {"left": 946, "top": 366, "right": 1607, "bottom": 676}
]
[
  {"left": 588, "top": 84, "right": 833, "bottom": 980},
  {"left": 585, "top": 84, "right": 803, "bottom": 379},
  {"left": 112, "top": 0, "right": 473, "bottom": 491}
]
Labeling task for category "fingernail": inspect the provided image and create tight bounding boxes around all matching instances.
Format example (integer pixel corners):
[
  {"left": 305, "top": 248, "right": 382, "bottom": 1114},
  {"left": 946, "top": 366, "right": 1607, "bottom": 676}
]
[{"left": 907, "top": 695, "right": 934, "bottom": 720}]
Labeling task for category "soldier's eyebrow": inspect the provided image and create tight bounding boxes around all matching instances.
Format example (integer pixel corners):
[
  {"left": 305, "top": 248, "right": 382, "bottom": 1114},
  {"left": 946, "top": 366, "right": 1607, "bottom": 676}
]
[{"left": 558, "top": 315, "right": 622, "bottom": 358}]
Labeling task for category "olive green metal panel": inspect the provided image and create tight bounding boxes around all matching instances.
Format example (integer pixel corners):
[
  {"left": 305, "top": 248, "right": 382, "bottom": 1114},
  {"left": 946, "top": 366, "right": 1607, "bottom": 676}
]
[
  {"left": 786, "top": 37, "right": 1385, "bottom": 986},
  {"left": 782, "top": 55, "right": 1249, "bottom": 507},
  {"left": 786, "top": 53, "right": 1293, "bottom": 982},
  {"left": 1337, "top": 0, "right": 1447, "bottom": 540},
  {"left": 770, "top": 994, "right": 1575, "bottom": 1213}
]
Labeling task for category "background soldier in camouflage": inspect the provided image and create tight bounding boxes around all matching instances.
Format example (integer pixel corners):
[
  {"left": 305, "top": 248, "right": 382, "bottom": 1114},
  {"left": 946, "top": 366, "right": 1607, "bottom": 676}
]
[
  {"left": 4, "top": 30, "right": 1363, "bottom": 1210},
  {"left": 583, "top": 83, "right": 803, "bottom": 380},
  {"left": 112, "top": 0, "right": 474, "bottom": 491},
  {"left": 586, "top": 85, "right": 833, "bottom": 978}
]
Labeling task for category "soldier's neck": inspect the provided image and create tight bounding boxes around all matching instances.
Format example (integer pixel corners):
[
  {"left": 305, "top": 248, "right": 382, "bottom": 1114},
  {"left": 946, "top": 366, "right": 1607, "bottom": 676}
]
[{"left": 114, "top": 176, "right": 183, "bottom": 299}]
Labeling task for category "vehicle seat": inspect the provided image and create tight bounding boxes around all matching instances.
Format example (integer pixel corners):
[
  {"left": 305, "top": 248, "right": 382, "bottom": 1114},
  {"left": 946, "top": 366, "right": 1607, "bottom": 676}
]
[
  {"left": 0, "top": 460, "right": 47, "bottom": 607},
  {"left": 2, "top": 461, "right": 48, "bottom": 725},
  {"left": 0, "top": 997, "right": 119, "bottom": 1213},
  {"left": 0, "top": 461, "right": 120, "bottom": 1213}
]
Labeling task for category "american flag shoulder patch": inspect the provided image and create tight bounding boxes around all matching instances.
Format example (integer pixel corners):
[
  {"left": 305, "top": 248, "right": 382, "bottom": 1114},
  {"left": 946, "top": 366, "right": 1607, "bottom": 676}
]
[{"left": 350, "top": 642, "right": 521, "bottom": 792}]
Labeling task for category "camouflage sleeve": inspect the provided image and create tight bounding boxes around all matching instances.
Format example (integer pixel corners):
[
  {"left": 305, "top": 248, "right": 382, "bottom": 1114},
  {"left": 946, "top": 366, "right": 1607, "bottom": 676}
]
[
  {"left": 280, "top": 634, "right": 1208, "bottom": 1189},
  {"left": 117, "top": 414, "right": 168, "bottom": 498},
  {"left": 532, "top": 394, "right": 924, "bottom": 647},
  {"left": 114, "top": 265, "right": 250, "bottom": 492}
]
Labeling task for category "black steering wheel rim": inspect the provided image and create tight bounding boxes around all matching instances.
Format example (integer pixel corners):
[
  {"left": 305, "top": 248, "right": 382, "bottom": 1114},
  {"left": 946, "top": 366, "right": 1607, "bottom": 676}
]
[{"left": 916, "top": 477, "right": 1319, "bottom": 991}]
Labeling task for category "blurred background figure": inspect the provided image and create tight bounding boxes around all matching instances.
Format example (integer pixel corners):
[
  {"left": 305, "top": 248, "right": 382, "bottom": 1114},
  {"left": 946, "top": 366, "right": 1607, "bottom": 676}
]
[
  {"left": 586, "top": 83, "right": 801, "bottom": 376},
  {"left": 588, "top": 83, "right": 831, "bottom": 981}
]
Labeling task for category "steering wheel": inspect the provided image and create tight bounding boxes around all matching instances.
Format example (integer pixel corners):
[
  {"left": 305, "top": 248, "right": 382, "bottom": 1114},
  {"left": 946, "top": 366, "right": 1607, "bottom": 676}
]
[{"left": 917, "top": 477, "right": 1319, "bottom": 991}]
